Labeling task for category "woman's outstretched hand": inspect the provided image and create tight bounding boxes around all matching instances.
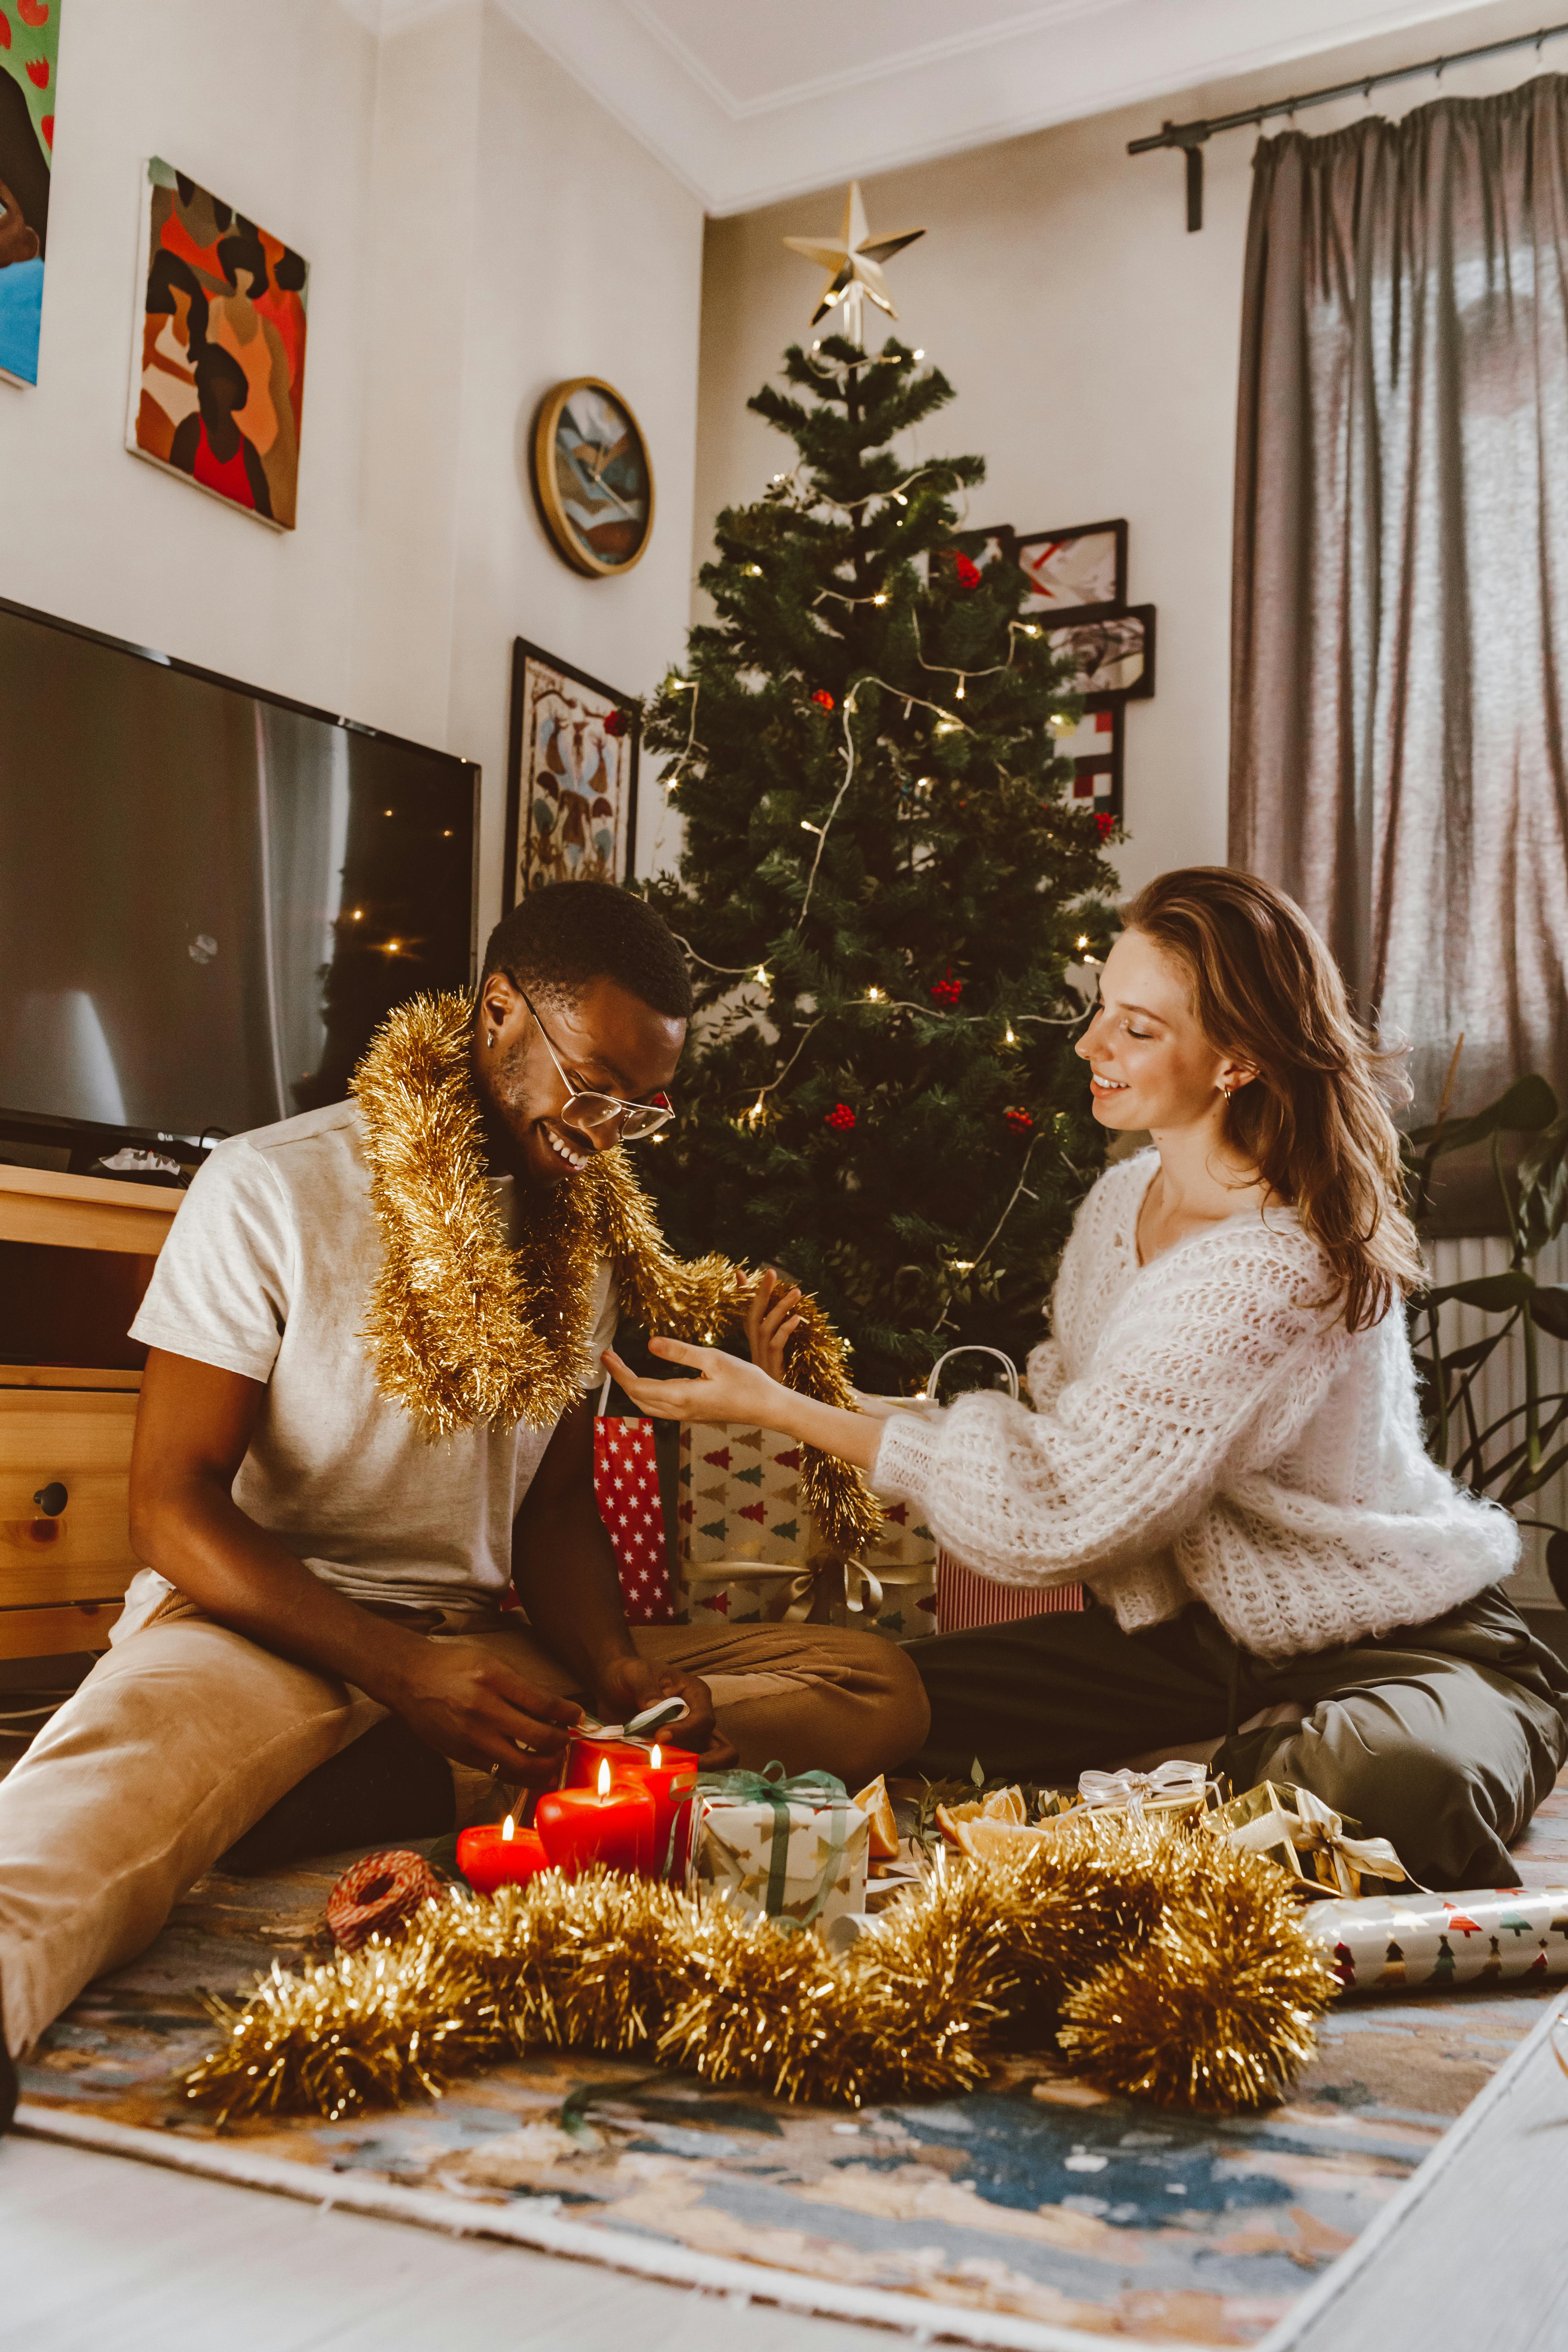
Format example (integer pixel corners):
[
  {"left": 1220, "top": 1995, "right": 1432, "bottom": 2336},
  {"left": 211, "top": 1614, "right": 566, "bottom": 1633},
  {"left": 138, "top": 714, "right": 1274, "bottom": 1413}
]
[{"left": 600, "top": 1336, "right": 796, "bottom": 1432}]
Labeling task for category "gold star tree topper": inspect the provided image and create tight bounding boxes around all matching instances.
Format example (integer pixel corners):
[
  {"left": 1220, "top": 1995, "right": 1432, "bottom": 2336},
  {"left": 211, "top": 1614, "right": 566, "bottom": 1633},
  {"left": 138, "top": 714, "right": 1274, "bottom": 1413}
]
[{"left": 783, "top": 181, "right": 925, "bottom": 349}]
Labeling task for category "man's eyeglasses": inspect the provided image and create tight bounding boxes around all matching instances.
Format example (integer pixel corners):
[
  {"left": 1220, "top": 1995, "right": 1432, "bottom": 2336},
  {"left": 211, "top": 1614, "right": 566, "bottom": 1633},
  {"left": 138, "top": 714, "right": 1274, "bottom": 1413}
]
[{"left": 520, "top": 990, "right": 674, "bottom": 1142}]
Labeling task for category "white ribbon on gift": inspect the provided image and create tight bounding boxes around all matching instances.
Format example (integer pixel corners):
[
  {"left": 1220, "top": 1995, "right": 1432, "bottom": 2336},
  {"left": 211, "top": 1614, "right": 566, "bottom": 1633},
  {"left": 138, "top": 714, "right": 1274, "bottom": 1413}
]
[
  {"left": 1078, "top": 1759, "right": 1211, "bottom": 1812},
  {"left": 1225, "top": 1782, "right": 1418, "bottom": 1897}
]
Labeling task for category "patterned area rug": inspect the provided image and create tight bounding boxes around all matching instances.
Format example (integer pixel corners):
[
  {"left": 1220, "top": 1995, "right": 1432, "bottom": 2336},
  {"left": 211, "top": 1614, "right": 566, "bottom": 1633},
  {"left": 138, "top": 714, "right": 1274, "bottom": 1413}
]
[{"left": 16, "top": 1777, "right": 1568, "bottom": 2351}]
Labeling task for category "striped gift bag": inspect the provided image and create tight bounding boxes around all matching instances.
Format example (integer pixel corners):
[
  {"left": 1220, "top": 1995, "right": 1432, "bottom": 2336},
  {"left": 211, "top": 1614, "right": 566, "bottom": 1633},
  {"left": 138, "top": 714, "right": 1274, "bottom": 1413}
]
[
  {"left": 936, "top": 1549, "right": 1084, "bottom": 1632},
  {"left": 906, "top": 1348, "right": 1084, "bottom": 1633}
]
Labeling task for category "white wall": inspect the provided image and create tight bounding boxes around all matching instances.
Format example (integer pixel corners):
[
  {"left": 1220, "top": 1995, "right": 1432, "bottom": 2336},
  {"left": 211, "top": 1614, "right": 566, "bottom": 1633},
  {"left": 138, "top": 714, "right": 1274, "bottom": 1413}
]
[
  {"left": 449, "top": 6, "right": 704, "bottom": 916},
  {"left": 0, "top": 0, "right": 704, "bottom": 935},
  {"left": 692, "top": 0, "right": 1559, "bottom": 899}
]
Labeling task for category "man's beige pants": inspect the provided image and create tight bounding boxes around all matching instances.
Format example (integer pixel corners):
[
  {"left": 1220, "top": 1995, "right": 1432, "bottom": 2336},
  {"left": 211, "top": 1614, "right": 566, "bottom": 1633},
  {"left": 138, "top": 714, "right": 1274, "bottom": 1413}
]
[{"left": 0, "top": 1604, "right": 929, "bottom": 2056}]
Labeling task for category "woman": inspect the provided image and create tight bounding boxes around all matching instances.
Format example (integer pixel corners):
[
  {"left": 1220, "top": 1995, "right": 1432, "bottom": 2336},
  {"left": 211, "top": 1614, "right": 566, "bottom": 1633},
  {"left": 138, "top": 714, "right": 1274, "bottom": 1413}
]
[{"left": 607, "top": 868, "right": 1568, "bottom": 1887}]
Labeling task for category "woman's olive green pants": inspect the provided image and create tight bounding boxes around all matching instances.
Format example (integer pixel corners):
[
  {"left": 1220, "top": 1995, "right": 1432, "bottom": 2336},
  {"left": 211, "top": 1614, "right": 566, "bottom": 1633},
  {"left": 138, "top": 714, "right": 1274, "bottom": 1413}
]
[{"left": 905, "top": 1584, "right": 1568, "bottom": 1889}]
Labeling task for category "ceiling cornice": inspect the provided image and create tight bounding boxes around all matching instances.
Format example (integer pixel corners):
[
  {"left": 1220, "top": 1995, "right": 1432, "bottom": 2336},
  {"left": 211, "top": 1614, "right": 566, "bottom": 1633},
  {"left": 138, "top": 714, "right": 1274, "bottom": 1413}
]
[{"left": 361, "top": 0, "right": 1533, "bottom": 215}]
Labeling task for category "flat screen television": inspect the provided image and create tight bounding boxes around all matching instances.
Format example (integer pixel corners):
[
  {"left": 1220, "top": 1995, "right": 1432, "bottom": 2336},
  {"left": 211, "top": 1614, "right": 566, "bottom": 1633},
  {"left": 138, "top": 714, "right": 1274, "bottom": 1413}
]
[{"left": 0, "top": 595, "right": 478, "bottom": 1167}]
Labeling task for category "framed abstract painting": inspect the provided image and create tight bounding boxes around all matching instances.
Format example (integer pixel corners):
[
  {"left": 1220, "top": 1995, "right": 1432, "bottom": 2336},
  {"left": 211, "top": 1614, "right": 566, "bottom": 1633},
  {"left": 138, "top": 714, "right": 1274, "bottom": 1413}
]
[
  {"left": 0, "top": 0, "right": 58, "bottom": 390},
  {"left": 1014, "top": 519, "right": 1127, "bottom": 621},
  {"left": 504, "top": 640, "right": 641, "bottom": 904},
  {"left": 126, "top": 158, "right": 309, "bottom": 529}
]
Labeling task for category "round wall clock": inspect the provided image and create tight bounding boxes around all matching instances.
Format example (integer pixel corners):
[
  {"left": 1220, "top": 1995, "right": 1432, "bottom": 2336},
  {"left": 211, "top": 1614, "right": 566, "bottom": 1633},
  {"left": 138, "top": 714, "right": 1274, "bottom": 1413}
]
[{"left": 532, "top": 378, "right": 655, "bottom": 577}]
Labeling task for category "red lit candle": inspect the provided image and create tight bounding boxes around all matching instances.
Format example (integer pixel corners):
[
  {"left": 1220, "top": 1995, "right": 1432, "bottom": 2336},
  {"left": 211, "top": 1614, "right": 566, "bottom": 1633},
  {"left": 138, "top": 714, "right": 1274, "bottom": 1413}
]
[
  {"left": 456, "top": 1813, "right": 554, "bottom": 1896},
  {"left": 562, "top": 1736, "right": 700, "bottom": 1882},
  {"left": 535, "top": 1756, "right": 656, "bottom": 1878}
]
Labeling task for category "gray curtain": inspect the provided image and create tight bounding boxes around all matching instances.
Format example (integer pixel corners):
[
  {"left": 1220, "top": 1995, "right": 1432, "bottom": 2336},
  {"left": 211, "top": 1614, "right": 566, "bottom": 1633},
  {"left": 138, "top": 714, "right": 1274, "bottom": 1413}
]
[{"left": 1230, "top": 79, "right": 1568, "bottom": 1122}]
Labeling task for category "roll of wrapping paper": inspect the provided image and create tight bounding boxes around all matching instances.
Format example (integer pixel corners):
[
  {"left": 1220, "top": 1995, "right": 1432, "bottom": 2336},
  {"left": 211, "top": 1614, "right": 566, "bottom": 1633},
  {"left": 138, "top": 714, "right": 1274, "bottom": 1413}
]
[{"left": 1304, "top": 1885, "right": 1568, "bottom": 1993}]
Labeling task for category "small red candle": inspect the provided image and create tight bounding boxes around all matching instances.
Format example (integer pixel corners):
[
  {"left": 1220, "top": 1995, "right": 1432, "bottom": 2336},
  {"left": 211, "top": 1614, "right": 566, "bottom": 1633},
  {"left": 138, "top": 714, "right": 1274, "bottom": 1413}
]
[
  {"left": 563, "top": 1736, "right": 700, "bottom": 1882},
  {"left": 456, "top": 1813, "right": 554, "bottom": 1896},
  {"left": 535, "top": 1756, "right": 656, "bottom": 1878}
]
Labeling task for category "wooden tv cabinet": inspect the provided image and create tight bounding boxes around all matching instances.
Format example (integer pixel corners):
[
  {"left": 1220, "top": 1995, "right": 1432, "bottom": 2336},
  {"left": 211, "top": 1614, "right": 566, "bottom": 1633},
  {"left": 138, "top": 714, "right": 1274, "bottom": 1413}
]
[{"left": 0, "top": 1164, "right": 180, "bottom": 1661}]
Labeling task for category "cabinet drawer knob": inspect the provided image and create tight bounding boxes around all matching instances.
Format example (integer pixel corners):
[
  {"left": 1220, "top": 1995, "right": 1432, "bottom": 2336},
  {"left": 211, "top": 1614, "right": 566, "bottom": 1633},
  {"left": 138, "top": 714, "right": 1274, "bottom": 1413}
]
[{"left": 33, "top": 1482, "right": 69, "bottom": 1517}]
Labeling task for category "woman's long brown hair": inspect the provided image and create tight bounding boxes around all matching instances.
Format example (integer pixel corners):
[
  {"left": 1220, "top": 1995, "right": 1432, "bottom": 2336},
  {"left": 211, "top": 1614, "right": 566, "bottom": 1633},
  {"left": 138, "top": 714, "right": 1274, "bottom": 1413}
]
[{"left": 1119, "top": 867, "right": 1424, "bottom": 1332}]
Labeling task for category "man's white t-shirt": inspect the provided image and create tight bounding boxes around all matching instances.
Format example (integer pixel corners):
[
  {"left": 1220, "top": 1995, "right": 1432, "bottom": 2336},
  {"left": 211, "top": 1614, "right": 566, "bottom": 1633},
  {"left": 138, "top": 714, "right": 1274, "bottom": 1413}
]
[{"left": 118, "top": 1099, "right": 618, "bottom": 1640}]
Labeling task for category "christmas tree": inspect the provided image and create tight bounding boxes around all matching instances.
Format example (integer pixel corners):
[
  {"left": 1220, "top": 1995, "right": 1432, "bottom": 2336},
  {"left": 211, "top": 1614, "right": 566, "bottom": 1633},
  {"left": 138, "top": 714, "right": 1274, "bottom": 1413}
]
[{"left": 638, "top": 332, "right": 1117, "bottom": 1394}]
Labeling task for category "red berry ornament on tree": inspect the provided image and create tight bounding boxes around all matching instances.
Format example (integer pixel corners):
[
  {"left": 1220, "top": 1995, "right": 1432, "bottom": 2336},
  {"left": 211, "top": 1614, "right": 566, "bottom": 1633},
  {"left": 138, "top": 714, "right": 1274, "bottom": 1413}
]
[
  {"left": 930, "top": 970, "right": 963, "bottom": 1008},
  {"left": 825, "top": 1103, "right": 856, "bottom": 1132},
  {"left": 952, "top": 552, "right": 981, "bottom": 589},
  {"left": 813, "top": 688, "right": 835, "bottom": 711},
  {"left": 1095, "top": 811, "right": 1115, "bottom": 837},
  {"left": 1004, "top": 1106, "right": 1034, "bottom": 1134},
  {"left": 603, "top": 708, "right": 630, "bottom": 739}
]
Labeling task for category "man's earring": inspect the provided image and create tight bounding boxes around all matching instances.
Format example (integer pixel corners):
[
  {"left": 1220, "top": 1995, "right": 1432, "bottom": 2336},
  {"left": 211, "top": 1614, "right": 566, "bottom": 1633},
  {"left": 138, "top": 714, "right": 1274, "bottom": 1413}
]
[{"left": 486, "top": 1030, "right": 496, "bottom": 1049}]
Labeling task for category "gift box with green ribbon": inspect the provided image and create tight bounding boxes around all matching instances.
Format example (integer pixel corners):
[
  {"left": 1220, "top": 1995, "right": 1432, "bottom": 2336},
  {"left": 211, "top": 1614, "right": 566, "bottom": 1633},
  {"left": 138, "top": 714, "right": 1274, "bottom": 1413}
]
[{"left": 688, "top": 1762, "right": 870, "bottom": 1928}]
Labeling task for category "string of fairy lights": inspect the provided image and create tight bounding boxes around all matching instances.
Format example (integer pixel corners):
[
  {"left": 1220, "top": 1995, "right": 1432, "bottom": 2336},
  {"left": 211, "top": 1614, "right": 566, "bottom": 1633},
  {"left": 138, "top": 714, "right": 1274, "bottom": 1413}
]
[{"left": 646, "top": 328, "right": 1104, "bottom": 1296}]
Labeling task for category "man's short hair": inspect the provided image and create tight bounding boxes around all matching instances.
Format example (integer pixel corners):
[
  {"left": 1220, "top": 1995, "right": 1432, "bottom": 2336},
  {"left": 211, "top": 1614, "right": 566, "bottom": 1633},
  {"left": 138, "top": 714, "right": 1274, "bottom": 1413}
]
[{"left": 481, "top": 882, "right": 693, "bottom": 1020}]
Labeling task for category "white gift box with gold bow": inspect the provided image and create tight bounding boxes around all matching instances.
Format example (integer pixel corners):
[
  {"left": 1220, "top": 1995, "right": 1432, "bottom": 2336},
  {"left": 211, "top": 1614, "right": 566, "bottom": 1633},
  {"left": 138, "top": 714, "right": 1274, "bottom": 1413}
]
[{"left": 1077, "top": 1759, "right": 1217, "bottom": 1821}]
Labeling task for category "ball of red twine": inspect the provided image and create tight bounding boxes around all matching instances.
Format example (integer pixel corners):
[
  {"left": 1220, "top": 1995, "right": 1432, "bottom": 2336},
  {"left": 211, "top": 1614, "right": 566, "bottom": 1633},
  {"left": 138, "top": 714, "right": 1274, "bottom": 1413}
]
[{"left": 326, "top": 1848, "right": 444, "bottom": 1952}]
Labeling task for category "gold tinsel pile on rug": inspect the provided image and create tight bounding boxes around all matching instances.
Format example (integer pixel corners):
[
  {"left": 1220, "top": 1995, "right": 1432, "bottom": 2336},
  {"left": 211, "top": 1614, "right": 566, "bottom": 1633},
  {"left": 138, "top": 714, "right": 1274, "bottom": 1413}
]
[{"left": 186, "top": 1810, "right": 1337, "bottom": 2127}]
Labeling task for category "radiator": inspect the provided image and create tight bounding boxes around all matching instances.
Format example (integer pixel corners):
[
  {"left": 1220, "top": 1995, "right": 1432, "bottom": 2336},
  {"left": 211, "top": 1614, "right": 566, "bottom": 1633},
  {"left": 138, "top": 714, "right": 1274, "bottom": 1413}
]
[{"left": 1424, "top": 1234, "right": 1568, "bottom": 1609}]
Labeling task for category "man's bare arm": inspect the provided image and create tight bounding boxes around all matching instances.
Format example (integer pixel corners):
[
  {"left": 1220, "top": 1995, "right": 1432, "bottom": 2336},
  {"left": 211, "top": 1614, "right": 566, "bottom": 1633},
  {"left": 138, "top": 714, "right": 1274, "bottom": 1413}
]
[
  {"left": 511, "top": 1397, "right": 728, "bottom": 1758},
  {"left": 128, "top": 1348, "right": 580, "bottom": 1781}
]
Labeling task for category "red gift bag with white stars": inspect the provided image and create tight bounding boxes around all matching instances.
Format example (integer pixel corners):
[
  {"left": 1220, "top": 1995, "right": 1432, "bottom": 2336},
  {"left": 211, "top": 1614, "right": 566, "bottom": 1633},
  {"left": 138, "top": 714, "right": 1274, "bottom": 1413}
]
[{"left": 594, "top": 1417, "right": 676, "bottom": 1625}]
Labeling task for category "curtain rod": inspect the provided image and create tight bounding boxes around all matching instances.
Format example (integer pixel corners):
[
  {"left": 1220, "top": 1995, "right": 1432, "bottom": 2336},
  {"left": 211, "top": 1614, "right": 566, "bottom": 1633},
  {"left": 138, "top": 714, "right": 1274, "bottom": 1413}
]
[{"left": 1128, "top": 17, "right": 1568, "bottom": 230}]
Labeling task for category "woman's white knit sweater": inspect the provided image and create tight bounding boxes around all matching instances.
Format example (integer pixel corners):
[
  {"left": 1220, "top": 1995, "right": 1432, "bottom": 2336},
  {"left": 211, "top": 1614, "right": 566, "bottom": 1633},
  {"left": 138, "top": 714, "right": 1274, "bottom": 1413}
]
[{"left": 872, "top": 1150, "right": 1516, "bottom": 1659}]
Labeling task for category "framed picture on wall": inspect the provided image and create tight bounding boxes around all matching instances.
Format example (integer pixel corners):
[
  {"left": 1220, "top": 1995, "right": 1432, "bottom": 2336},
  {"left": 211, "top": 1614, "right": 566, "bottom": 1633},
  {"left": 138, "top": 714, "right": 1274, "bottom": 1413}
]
[
  {"left": 1047, "top": 605, "right": 1155, "bottom": 704},
  {"left": 125, "top": 158, "right": 309, "bottom": 530},
  {"left": 0, "top": 0, "right": 58, "bottom": 390},
  {"left": 1015, "top": 519, "right": 1127, "bottom": 621},
  {"left": 504, "top": 639, "right": 640, "bottom": 905},
  {"left": 1054, "top": 705, "right": 1123, "bottom": 825}
]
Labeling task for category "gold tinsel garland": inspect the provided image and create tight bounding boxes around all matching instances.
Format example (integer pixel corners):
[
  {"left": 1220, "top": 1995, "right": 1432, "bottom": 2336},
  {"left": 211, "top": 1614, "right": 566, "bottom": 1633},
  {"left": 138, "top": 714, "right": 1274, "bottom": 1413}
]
[
  {"left": 351, "top": 992, "right": 880, "bottom": 1550},
  {"left": 184, "top": 1813, "right": 1337, "bottom": 2127}
]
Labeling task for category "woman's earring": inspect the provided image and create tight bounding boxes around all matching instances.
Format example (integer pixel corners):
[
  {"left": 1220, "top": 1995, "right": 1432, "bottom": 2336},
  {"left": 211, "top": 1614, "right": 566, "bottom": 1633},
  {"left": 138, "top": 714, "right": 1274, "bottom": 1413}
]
[{"left": 1218, "top": 1082, "right": 1232, "bottom": 1102}]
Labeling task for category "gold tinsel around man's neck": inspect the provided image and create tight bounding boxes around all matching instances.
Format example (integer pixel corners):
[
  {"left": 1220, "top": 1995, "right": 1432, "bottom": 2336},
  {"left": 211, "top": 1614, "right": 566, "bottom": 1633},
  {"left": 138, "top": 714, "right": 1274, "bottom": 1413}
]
[{"left": 351, "top": 992, "right": 881, "bottom": 1551}]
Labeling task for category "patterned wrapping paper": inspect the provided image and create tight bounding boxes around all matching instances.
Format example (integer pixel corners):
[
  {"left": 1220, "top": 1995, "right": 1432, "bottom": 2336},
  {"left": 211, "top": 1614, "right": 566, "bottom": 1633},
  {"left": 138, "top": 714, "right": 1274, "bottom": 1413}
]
[
  {"left": 1304, "top": 1885, "right": 1568, "bottom": 1992},
  {"left": 676, "top": 1423, "right": 936, "bottom": 1636},
  {"left": 688, "top": 1767, "right": 870, "bottom": 1928}
]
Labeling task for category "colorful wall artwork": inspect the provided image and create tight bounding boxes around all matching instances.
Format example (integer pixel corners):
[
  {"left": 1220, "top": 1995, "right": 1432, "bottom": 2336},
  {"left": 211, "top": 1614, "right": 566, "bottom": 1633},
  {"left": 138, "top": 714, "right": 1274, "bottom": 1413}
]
[
  {"left": 0, "top": 0, "right": 59, "bottom": 390},
  {"left": 504, "top": 639, "right": 640, "bottom": 903},
  {"left": 126, "top": 158, "right": 309, "bottom": 530}
]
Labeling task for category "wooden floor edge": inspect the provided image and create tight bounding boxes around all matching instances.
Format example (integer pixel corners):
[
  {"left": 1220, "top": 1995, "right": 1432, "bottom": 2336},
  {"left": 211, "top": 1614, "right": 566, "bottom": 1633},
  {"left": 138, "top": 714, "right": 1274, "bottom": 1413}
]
[
  {"left": 1251, "top": 1982, "right": 1568, "bottom": 2352},
  {"left": 11, "top": 2103, "right": 1162, "bottom": 2352}
]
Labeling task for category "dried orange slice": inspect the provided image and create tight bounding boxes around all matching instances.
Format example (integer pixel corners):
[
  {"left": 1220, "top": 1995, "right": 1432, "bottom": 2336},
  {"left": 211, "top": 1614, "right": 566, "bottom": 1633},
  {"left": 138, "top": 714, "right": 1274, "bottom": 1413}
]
[{"left": 853, "top": 1773, "right": 901, "bottom": 1861}]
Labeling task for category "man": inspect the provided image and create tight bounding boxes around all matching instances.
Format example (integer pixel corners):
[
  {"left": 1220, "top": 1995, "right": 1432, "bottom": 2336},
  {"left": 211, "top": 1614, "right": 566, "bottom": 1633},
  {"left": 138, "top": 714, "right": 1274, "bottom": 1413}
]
[{"left": 0, "top": 884, "right": 926, "bottom": 2122}]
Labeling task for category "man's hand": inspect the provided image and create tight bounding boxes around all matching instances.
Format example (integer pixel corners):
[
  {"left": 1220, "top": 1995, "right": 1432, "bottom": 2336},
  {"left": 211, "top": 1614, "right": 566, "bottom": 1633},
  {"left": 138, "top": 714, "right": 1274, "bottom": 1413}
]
[
  {"left": 601, "top": 1336, "right": 793, "bottom": 1433},
  {"left": 387, "top": 1644, "right": 584, "bottom": 1784},
  {"left": 745, "top": 1268, "right": 804, "bottom": 1380},
  {"left": 595, "top": 1653, "right": 736, "bottom": 1769}
]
